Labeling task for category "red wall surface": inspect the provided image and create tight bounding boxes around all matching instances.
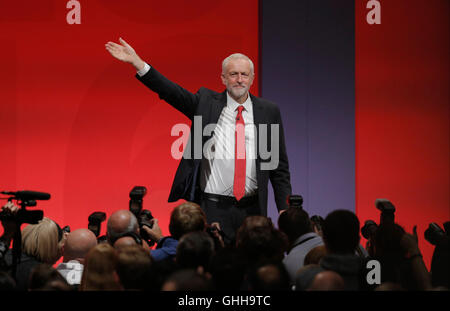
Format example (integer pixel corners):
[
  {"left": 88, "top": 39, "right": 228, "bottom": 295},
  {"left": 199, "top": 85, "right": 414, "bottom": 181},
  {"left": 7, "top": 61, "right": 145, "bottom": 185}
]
[
  {"left": 0, "top": 0, "right": 259, "bottom": 238},
  {"left": 355, "top": 0, "right": 449, "bottom": 267}
]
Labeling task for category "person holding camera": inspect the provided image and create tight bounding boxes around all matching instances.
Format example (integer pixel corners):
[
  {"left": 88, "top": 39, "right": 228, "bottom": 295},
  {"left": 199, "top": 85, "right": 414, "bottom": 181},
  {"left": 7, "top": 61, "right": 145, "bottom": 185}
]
[
  {"left": 106, "top": 209, "right": 151, "bottom": 251},
  {"left": 141, "top": 202, "right": 208, "bottom": 262},
  {"left": 3, "top": 216, "right": 67, "bottom": 290},
  {"left": 0, "top": 201, "right": 19, "bottom": 276}
]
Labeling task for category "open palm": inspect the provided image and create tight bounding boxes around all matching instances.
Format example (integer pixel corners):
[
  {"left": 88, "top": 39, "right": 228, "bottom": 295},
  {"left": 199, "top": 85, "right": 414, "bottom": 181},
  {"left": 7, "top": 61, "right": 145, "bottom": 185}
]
[{"left": 105, "top": 38, "right": 137, "bottom": 63}]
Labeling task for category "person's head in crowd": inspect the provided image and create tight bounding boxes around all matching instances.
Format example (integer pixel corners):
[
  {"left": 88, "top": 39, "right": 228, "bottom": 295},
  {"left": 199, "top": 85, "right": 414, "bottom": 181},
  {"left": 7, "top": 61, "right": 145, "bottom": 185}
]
[
  {"left": 278, "top": 207, "right": 313, "bottom": 245},
  {"left": 294, "top": 264, "right": 324, "bottom": 291},
  {"left": 307, "top": 270, "right": 345, "bottom": 291},
  {"left": 374, "top": 282, "right": 405, "bottom": 291},
  {"left": 236, "top": 215, "right": 273, "bottom": 239},
  {"left": 106, "top": 210, "right": 139, "bottom": 245},
  {"left": 28, "top": 264, "right": 72, "bottom": 291},
  {"left": 304, "top": 245, "right": 327, "bottom": 266},
  {"left": 176, "top": 231, "right": 215, "bottom": 273},
  {"left": 79, "top": 243, "right": 122, "bottom": 291},
  {"left": 161, "top": 269, "right": 214, "bottom": 291},
  {"left": 116, "top": 244, "right": 153, "bottom": 290},
  {"left": 236, "top": 216, "right": 288, "bottom": 265},
  {"left": 322, "top": 210, "right": 360, "bottom": 254},
  {"left": 247, "top": 261, "right": 291, "bottom": 291},
  {"left": 62, "top": 228, "right": 97, "bottom": 264},
  {"left": 169, "top": 202, "right": 207, "bottom": 240},
  {"left": 22, "top": 217, "right": 66, "bottom": 265},
  {"left": 210, "top": 247, "right": 247, "bottom": 290},
  {"left": 113, "top": 235, "right": 140, "bottom": 250}
]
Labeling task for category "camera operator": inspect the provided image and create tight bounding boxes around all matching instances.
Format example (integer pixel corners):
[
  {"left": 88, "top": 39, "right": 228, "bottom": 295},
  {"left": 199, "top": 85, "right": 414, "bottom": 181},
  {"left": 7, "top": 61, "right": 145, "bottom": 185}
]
[
  {"left": 3, "top": 215, "right": 67, "bottom": 290},
  {"left": 0, "top": 201, "right": 19, "bottom": 272}
]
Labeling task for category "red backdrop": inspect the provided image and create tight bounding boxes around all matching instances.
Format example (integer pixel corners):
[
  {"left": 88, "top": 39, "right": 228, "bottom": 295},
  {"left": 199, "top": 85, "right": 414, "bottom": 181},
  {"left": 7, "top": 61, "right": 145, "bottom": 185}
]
[
  {"left": 355, "top": 0, "right": 449, "bottom": 267},
  {"left": 0, "top": 0, "right": 259, "bottom": 238}
]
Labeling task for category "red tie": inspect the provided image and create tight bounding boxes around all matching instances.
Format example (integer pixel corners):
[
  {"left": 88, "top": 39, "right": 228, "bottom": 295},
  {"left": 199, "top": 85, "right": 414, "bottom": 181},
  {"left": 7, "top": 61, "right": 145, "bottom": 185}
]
[{"left": 233, "top": 105, "right": 246, "bottom": 201}]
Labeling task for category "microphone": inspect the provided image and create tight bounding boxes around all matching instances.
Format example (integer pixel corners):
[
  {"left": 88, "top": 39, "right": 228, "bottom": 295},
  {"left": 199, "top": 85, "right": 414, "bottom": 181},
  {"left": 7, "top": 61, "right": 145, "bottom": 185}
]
[{"left": 1, "top": 190, "right": 51, "bottom": 201}]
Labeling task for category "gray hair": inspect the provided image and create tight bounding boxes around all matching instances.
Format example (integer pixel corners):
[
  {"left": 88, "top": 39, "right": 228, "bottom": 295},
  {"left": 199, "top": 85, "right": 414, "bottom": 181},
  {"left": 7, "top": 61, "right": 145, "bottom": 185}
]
[
  {"left": 107, "top": 212, "right": 139, "bottom": 243},
  {"left": 222, "top": 53, "right": 255, "bottom": 75}
]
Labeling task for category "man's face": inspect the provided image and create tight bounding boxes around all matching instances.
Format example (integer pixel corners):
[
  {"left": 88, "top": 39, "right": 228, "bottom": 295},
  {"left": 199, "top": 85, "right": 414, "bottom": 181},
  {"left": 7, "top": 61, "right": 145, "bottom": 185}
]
[{"left": 221, "top": 58, "right": 254, "bottom": 101}]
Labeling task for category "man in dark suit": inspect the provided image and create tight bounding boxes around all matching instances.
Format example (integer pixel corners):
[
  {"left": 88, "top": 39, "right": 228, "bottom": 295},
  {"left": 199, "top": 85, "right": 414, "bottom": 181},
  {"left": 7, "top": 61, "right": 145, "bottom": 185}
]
[{"left": 106, "top": 38, "right": 292, "bottom": 243}]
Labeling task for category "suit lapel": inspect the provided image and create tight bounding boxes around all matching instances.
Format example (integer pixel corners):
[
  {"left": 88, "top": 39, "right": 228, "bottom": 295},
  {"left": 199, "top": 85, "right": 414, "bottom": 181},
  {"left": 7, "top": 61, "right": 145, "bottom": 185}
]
[{"left": 209, "top": 90, "right": 227, "bottom": 125}]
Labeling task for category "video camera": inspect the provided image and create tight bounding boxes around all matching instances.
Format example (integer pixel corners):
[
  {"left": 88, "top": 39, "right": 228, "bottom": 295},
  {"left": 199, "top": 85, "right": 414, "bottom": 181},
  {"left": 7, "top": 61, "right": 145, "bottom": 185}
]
[
  {"left": 0, "top": 191, "right": 48, "bottom": 224},
  {"left": 0, "top": 190, "right": 50, "bottom": 278}
]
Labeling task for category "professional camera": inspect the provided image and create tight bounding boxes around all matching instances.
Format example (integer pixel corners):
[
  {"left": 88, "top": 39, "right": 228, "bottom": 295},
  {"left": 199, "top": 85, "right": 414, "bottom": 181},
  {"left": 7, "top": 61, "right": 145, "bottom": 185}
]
[
  {"left": 375, "top": 198, "right": 395, "bottom": 225},
  {"left": 287, "top": 194, "right": 303, "bottom": 209},
  {"left": 0, "top": 191, "right": 48, "bottom": 224},
  {"left": 88, "top": 211, "right": 106, "bottom": 238},
  {"left": 424, "top": 222, "right": 448, "bottom": 246},
  {"left": 361, "top": 199, "right": 397, "bottom": 254},
  {"left": 129, "top": 186, "right": 155, "bottom": 246},
  {"left": 0, "top": 190, "right": 50, "bottom": 278},
  {"left": 361, "top": 220, "right": 378, "bottom": 240}
]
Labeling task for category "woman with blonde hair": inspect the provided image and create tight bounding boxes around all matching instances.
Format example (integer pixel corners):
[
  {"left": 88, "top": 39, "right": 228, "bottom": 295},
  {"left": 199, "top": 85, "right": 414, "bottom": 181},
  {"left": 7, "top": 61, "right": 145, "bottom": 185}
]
[
  {"left": 79, "top": 243, "right": 122, "bottom": 290},
  {"left": 5, "top": 216, "right": 66, "bottom": 290}
]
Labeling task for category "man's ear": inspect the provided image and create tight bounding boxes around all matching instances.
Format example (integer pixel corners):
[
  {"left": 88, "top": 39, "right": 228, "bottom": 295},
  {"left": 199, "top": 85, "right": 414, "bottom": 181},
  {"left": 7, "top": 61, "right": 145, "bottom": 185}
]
[{"left": 221, "top": 74, "right": 226, "bottom": 86}]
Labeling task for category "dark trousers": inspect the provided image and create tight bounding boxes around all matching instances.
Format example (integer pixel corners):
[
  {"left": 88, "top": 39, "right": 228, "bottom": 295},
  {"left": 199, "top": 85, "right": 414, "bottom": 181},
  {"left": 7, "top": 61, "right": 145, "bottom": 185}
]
[{"left": 200, "top": 193, "right": 260, "bottom": 245}]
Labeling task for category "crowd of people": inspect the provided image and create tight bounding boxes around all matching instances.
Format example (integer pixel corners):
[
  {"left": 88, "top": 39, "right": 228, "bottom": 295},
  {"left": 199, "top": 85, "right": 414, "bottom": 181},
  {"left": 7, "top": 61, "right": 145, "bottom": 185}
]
[{"left": 0, "top": 200, "right": 448, "bottom": 291}]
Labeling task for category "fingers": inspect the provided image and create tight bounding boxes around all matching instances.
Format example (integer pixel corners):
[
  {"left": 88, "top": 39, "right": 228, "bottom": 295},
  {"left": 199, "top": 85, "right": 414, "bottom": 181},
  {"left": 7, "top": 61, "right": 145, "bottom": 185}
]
[
  {"left": 211, "top": 222, "right": 221, "bottom": 231},
  {"left": 119, "top": 37, "right": 132, "bottom": 49}
]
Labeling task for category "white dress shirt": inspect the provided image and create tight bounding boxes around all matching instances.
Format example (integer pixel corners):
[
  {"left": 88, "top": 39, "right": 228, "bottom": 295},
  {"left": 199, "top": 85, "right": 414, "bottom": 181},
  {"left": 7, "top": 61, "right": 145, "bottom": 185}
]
[{"left": 200, "top": 92, "right": 257, "bottom": 197}]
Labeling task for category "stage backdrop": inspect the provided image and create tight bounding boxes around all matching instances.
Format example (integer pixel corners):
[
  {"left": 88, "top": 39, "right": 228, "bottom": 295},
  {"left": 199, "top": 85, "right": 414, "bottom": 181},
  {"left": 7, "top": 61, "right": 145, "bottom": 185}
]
[
  {"left": 1, "top": 0, "right": 448, "bottom": 268},
  {"left": 0, "top": 0, "right": 259, "bottom": 239}
]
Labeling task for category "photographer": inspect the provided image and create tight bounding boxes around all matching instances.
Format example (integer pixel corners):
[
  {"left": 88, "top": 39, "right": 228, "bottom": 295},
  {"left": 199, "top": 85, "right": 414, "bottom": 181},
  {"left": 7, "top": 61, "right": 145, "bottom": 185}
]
[
  {"left": 141, "top": 202, "right": 208, "bottom": 262},
  {"left": 372, "top": 223, "right": 432, "bottom": 290},
  {"left": 0, "top": 201, "right": 19, "bottom": 272},
  {"left": 3, "top": 216, "right": 67, "bottom": 290}
]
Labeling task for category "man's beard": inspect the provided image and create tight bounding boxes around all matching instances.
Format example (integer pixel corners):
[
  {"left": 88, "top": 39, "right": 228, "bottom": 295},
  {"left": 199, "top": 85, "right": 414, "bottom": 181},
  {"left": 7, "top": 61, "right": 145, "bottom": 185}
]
[{"left": 227, "top": 84, "right": 249, "bottom": 100}]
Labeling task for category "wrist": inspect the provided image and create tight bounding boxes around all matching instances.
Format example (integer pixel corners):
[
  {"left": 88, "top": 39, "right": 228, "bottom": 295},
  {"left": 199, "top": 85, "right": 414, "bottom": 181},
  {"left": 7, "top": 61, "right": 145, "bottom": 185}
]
[{"left": 132, "top": 57, "right": 145, "bottom": 71}]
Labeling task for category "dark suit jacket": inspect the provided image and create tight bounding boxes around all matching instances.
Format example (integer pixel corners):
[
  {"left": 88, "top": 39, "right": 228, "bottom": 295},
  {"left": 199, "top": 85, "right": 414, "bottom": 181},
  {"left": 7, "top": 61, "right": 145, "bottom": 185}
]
[{"left": 136, "top": 66, "right": 292, "bottom": 215}]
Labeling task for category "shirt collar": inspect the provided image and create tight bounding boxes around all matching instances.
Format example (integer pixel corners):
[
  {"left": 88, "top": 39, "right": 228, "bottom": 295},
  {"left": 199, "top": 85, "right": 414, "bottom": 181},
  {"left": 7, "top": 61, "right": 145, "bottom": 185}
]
[{"left": 226, "top": 91, "right": 252, "bottom": 112}]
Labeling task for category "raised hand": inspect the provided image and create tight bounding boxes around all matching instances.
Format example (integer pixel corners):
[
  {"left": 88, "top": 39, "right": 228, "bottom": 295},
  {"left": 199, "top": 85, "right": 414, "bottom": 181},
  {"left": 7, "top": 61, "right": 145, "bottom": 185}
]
[{"left": 105, "top": 37, "right": 145, "bottom": 71}]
